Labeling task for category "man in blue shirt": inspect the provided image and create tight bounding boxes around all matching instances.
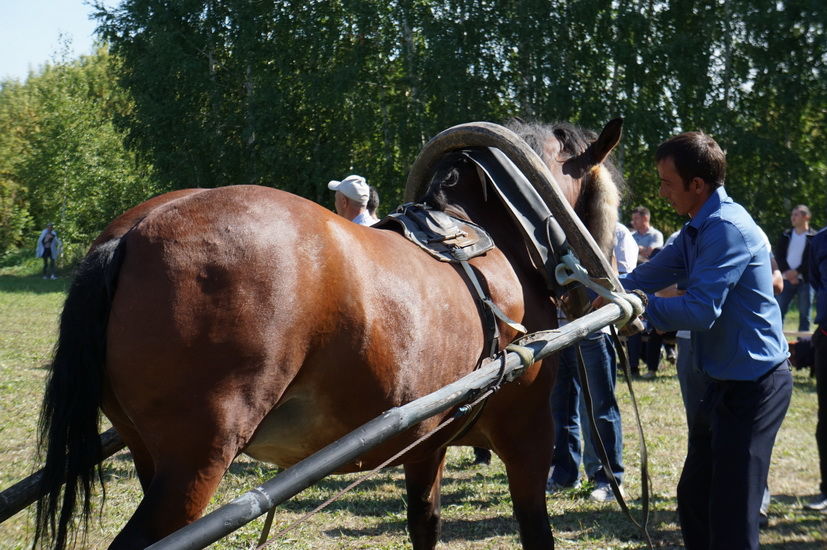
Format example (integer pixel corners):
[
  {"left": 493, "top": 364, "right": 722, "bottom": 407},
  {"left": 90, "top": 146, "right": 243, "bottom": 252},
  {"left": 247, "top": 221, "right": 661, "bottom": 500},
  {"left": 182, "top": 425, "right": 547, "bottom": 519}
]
[
  {"left": 807, "top": 226, "right": 827, "bottom": 510},
  {"left": 619, "top": 132, "right": 792, "bottom": 549}
]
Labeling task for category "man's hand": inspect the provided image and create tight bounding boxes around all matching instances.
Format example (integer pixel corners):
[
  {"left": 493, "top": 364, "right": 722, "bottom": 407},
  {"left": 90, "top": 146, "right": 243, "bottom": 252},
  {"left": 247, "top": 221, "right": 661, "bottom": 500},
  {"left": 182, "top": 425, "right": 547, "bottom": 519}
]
[
  {"left": 783, "top": 269, "right": 800, "bottom": 284},
  {"left": 655, "top": 285, "right": 686, "bottom": 298}
]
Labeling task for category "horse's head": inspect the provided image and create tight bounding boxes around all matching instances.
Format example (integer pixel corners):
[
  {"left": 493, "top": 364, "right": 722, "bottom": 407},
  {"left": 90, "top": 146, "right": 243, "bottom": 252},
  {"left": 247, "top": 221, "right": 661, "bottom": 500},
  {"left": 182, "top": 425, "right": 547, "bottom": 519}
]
[{"left": 406, "top": 119, "right": 624, "bottom": 262}]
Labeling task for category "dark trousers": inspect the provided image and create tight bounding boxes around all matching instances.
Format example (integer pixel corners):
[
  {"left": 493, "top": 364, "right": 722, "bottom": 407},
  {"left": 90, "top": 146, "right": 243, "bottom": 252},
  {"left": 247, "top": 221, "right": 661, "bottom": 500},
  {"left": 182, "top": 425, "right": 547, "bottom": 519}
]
[
  {"left": 41, "top": 249, "right": 55, "bottom": 276},
  {"left": 677, "top": 364, "right": 792, "bottom": 550},
  {"left": 645, "top": 331, "right": 663, "bottom": 373},
  {"left": 626, "top": 332, "right": 642, "bottom": 375},
  {"left": 815, "top": 327, "right": 827, "bottom": 495}
]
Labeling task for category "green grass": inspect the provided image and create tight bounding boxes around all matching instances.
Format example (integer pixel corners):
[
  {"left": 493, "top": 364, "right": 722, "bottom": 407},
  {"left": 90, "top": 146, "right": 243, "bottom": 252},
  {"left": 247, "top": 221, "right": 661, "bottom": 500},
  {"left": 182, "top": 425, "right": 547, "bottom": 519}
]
[{"left": 0, "top": 266, "right": 825, "bottom": 549}]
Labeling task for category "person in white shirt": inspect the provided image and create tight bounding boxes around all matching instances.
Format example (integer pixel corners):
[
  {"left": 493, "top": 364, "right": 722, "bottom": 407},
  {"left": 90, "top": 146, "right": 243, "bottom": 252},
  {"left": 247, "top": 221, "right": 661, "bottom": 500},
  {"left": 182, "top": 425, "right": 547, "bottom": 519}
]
[
  {"left": 614, "top": 222, "right": 639, "bottom": 275},
  {"left": 774, "top": 205, "right": 816, "bottom": 332},
  {"left": 628, "top": 208, "right": 665, "bottom": 376},
  {"left": 328, "top": 174, "right": 379, "bottom": 226},
  {"left": 35, "top": 222, "right": 62, "bottom": 279}
]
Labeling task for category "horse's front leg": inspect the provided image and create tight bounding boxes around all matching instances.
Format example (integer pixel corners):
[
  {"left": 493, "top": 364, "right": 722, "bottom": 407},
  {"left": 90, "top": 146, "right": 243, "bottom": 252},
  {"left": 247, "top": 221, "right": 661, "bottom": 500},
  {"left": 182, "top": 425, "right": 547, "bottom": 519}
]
[
  {"left": 493, "top": 384, "right": 556, "bottom": 549},
  {"left": 403, "top": 448, "right": 448, "bottom": 550}
]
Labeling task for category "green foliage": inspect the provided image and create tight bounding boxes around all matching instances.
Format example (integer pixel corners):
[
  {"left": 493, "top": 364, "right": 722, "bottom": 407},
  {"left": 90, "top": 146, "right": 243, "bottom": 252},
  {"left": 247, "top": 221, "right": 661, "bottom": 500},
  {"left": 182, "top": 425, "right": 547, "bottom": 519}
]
[
  {"left": 0, "top": 82, "right": 35, "bottom": 253},
  {"left": 0, "top": 46, "right": 161, "bottom": 255},
  {"left": 91, "top": 0, "right": 825, "bottom": 237},
  {"left": 0, "top": 2, "right": 824, "bottom": 253}
]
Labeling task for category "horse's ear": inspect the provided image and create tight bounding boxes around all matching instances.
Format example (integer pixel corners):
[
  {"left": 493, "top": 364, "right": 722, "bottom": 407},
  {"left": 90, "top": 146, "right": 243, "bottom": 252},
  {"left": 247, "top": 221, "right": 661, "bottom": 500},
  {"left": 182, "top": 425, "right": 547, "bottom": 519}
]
[{"left": 562, "top": 118, "right": 623, "bottom": 179}]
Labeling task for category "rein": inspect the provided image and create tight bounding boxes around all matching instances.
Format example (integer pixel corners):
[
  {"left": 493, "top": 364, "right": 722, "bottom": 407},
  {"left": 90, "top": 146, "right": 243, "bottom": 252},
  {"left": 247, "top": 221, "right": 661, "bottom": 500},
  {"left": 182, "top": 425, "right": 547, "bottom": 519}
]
[
  {"left": 558, "top": 255, "right": 654, "bottom": 547},
  {"left": 575, "top": 327, "right": 654, "bottom": 549}
]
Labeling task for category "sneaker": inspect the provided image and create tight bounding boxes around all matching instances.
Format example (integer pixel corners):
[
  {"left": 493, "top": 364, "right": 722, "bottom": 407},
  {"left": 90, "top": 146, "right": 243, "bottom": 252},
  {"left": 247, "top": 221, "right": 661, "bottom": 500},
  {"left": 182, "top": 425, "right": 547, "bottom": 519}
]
[
  {"left": 546, "top": 478, "right": 581, "bottom": 494},
  {"left": 50, "top": 274, "right": 58, "bottom": 280},
  {"left": 640, "top": 371, "right": 657, "bottom": 380},
  {"left": 758, "top": 510, "right": 770, "bottom": 529},
  {"left": 804, "top": 493, "right": 827, "bottom": 511},
  {"left": 590, "top": 481, "right": 625, "bottom": 502}
]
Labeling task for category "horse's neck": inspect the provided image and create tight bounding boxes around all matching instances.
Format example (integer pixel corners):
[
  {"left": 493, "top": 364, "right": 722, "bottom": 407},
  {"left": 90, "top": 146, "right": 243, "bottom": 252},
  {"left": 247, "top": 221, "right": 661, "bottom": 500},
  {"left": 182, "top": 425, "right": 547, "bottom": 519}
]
[
  {"left": 447, "top": 196, "right": 533, "bottom": 267},
  {"left": 558, "top": 178, "right": 581, "bottom": 211}
]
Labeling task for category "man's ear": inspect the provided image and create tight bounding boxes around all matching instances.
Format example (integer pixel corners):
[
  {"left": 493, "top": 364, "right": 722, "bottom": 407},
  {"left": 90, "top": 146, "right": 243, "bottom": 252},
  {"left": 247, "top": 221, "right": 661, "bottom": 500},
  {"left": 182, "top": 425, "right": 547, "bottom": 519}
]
[{"left": 691, "top": 177, "right": 706, "bottom": 194}]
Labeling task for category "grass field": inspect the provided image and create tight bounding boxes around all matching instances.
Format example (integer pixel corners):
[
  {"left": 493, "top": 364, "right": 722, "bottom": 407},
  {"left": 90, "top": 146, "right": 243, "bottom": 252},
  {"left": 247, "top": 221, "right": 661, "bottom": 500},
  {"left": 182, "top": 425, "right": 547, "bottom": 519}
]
[{"left": 1, "top": 259, "right": 825, "bottom": 549}]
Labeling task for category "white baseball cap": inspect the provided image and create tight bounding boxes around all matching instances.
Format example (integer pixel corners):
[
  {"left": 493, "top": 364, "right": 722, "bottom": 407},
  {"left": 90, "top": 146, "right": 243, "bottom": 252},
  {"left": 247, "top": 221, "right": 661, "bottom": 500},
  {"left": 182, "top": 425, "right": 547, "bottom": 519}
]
[{"left": 328, "top": 175, "right": 369, "bottom": 206}]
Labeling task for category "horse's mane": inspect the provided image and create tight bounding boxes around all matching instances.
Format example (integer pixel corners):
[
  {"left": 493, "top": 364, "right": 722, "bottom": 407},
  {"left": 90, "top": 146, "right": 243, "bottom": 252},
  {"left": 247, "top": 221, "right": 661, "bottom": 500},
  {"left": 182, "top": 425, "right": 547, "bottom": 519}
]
[{"left": 505, "top": 119, "right": 626, "bottom": 258}]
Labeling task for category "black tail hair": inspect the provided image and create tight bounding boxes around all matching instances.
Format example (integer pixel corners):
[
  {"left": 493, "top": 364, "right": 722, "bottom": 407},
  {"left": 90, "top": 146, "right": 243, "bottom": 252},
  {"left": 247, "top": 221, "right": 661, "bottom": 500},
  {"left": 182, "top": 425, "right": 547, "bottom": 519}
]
[{"left": 34, "top": 238, "right": 125, "bottom": 550}]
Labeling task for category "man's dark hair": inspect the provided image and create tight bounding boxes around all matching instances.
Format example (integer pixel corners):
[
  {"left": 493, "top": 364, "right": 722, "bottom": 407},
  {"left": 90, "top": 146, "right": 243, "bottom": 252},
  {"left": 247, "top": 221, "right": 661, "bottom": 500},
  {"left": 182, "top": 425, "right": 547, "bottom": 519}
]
[
  {"left": 793, "top": 204, "right": 811, "bottom": 218},
  {"left": 367, "top": 186, "right": 380, "bottom": 216},
  {"left": 655, "top": 131, "right": 726, "bottom": 189}
]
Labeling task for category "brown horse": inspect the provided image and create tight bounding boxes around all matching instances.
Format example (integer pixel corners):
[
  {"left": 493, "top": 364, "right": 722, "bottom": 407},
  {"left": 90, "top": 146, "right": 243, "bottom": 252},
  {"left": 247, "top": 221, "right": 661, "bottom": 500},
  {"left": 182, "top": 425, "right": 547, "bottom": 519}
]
[{"left": 34, "top": 120, "right": 622, "bottom": 550}]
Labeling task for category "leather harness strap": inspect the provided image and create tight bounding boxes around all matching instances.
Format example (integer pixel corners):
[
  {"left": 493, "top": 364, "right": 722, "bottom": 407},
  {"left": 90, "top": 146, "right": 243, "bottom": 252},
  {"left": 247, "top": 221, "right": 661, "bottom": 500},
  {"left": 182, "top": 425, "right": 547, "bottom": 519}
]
[
  {"left": 463, "top": 147, "right": 654, "bottom": 545},
  {"left": 463, "top": 147, "right": 572, "bottom": 296},
  {"left": 374, "top": 202, "right": 527, "bottom": 359}
]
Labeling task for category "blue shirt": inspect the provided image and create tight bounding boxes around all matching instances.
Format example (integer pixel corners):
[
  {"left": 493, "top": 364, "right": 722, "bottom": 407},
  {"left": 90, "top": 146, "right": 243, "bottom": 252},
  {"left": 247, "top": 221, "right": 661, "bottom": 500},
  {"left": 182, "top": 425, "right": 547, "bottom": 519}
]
[
  {"left": 621, "top": 187, "right": 788, "bottom": 381},
  {"left": 351, "top": 211, "right": 379, "bottom": 226},
  {"left": 810, "top": 227, "right": 827, "bottom": 326},
  {"left": 631, "top": 226, "right": 664, "bottom": 250}
]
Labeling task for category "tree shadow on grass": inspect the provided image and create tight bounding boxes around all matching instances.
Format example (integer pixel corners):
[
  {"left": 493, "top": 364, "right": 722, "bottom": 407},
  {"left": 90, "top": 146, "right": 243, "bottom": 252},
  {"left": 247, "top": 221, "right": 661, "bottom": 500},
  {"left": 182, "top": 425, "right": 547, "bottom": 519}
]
[
  {"left": 0, "top": 274, "right": 70, "bottom": 295},
  {"left": 326, "top": 505, "right": 683, "bottom": 548}
]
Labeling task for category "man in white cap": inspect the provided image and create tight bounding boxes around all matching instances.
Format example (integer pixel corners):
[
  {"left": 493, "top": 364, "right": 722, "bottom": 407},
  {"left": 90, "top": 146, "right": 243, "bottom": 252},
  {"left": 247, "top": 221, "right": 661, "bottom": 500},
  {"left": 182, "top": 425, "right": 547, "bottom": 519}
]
[{"left": 328, "top": 174, "right": 379, "bottom": 226}]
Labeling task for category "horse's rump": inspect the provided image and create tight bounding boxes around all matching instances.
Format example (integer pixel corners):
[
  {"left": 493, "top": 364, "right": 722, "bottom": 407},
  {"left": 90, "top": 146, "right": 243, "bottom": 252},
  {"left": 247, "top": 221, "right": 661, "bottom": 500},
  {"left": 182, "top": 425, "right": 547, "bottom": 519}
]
[{"left": 103, "top": 185, "right": 525, "bottom": 470}]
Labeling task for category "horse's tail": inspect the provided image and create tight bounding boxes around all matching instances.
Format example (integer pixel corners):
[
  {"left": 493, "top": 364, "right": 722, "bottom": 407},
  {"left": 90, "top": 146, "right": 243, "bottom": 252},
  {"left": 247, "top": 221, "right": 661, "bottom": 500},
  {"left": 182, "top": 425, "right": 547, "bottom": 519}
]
[{"left": 34, "top": 238, "right": 125, "bottom": 550}]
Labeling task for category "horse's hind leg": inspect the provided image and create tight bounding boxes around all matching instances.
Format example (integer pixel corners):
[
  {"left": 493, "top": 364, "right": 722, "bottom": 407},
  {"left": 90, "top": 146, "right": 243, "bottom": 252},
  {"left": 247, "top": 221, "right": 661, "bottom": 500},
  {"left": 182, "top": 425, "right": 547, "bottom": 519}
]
[
  {"left": 403, "top": 449, "right": 448, "bottom": 550},
  {"left": 102, "top": 394, "right": 155, "bottom": 491},
  {"left": 107, "top": 429, "right": 242, "bottom": 550}
]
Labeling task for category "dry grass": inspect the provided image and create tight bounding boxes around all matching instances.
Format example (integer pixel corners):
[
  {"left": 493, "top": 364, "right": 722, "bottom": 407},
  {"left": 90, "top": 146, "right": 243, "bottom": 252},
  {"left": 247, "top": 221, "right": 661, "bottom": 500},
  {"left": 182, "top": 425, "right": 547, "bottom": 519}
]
[{"left": 0, "top": 263, "right": 825, "bottom": 549}]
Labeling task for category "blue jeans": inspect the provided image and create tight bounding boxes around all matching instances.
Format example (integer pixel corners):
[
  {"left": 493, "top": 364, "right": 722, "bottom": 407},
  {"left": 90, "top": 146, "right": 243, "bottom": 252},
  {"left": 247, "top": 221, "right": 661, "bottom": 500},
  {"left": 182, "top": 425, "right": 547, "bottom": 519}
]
[
  {"left": 776, "top": 279, "right": 812, "bottom": 332},
  {"left": 550, "top": 332, "right": 624, "bottom": 486}
]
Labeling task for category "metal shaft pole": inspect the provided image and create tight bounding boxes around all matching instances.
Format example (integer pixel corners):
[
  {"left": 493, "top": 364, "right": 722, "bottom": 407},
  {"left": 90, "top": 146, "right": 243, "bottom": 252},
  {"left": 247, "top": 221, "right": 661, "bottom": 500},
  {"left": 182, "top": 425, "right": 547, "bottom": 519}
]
[{"left": 148, "top": 296, "right": 641, "bottom": 550}]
